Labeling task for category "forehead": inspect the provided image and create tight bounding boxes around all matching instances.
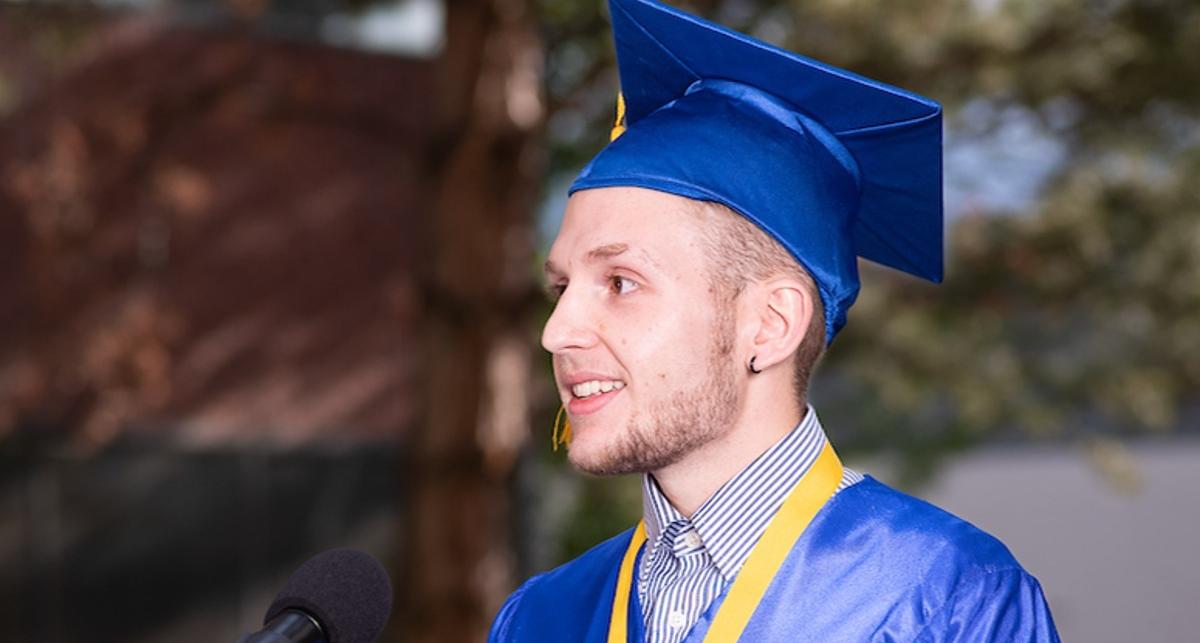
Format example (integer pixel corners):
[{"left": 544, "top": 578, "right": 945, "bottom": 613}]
[{"left": 548, "top": 187, "right": 708, "bottom": 267}]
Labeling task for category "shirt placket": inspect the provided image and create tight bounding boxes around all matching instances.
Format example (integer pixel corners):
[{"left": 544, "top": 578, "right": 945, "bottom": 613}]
[{"left": 646, "top": 520, "right": 714, "bottom": 643}]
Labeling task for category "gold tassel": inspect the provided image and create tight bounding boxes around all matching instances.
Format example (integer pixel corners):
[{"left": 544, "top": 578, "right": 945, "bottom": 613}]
[
  {"left": 552, "top": 405, "right": 573, "bottom": 451},
  {"left": 610, "top": 92, "right": 627, "bottom": 141}
]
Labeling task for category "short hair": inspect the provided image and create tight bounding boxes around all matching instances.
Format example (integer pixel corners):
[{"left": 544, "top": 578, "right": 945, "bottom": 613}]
[{"left": 683, "top": 199, "right": 827, "bottom": 401}]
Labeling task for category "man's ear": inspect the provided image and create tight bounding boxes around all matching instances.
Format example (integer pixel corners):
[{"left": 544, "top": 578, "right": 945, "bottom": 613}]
[{"left": 744, "top": 278, "right": 816, "bottom": 372}]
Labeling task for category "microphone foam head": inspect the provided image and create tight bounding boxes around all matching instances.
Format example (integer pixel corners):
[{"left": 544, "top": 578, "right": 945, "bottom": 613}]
[{"left": 265, "top": 548, "right": 393, "bottom": 643}]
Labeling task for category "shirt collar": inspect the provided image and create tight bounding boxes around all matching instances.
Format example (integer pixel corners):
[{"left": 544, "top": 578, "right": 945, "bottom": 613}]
[
  {"left": 640, "top": 405, "right": 831, "bottom": 582},
  {"left": 641, "top": 469, "right": 684, "bottom": 549}
]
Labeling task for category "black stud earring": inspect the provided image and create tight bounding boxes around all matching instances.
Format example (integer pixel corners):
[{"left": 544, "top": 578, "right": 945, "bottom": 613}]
[{"left": 748, "top": 356, "right": 762, "bottom": 374}]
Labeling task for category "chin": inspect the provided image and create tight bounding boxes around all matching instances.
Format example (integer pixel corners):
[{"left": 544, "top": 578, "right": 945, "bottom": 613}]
[
  {"left": 562, "top": 429, "right": 626, "bottom": 475},
  {"left": 565, "top": 431, "right": 622, "bottom": 475},
  {"left": 565, "top": 422, "right": 687, "bottom": 476},
  {"left": 568, "top": 450, "right": 646, "bottom": 477}
]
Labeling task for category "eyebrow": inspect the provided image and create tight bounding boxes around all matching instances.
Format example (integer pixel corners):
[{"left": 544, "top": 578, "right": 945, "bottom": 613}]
[
  {"left": 544, "top": 242, "right": 633, "bottom": 277},
  {"left": 586, "top": 243, "right": 629, "bottom": 262}
]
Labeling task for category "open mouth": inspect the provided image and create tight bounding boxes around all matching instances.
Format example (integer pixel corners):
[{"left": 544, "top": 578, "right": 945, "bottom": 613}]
[{"left": 566, "top": 378, "right": 626, "bottom": 415}]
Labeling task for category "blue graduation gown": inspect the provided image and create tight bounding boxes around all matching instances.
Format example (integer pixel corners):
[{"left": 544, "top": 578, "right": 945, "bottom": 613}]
[{"left": 490, "top": 477, "right": 1060, "bottom": 642}]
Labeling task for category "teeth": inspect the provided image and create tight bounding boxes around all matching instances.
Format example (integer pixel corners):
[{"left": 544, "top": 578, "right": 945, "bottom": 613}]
[{"left": 571, "top": 379, "right": 625, "bottom": 398}]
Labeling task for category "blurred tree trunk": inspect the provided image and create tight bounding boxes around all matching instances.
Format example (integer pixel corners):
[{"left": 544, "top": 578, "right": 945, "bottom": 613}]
[{"left": 401, "top": 1, "right": 544, "bottom": 641}]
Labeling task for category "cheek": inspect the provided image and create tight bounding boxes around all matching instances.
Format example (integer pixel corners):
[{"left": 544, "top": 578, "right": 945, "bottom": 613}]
[
  {"left": 603, "top": 291, "right": 719, "bottom": 366},
  {"left": 623, "top": 312, "right": 706, "bottom": 365}
]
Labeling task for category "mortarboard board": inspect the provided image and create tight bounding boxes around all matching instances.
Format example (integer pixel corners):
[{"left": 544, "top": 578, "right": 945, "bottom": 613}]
[{"left": 568, "top": 0, "right": 944, "bottom": 344}]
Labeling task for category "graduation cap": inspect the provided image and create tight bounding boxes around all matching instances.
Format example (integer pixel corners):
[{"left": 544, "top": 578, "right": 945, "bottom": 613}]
[{"left": 568, "top": 0, "right": 944, "bottom": 344}]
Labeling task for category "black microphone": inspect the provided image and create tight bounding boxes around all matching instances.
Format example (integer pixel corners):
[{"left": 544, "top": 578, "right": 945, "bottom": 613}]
[{"left": 239, "top": 548, "right": 393, "bottom": 643}]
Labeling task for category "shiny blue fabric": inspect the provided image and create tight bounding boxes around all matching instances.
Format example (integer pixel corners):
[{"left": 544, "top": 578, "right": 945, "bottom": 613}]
[
  {"left": 569, "top": 0, "right": 945, "bottom": 343},
  {"left": 488, "top": 477, "right": 1060, "bottom": 642}
]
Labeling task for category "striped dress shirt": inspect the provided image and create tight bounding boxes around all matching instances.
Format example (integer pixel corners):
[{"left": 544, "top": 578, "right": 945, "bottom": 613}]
[{"left": 637, "top": 406, "right": 863, "bottom": 643}]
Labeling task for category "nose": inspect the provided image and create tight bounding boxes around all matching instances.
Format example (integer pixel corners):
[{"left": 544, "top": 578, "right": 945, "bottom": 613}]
[{"left": 541, "top": 285, "right": 597, "bottom": 354}]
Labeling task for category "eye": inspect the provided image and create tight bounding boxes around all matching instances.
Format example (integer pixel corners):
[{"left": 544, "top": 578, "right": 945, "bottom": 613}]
[
  {"left": 608, "top": 275, "right": 640, "bottom": 295},
  {"left": 545, "top": 282, "right": 567, "bottom": 301}
]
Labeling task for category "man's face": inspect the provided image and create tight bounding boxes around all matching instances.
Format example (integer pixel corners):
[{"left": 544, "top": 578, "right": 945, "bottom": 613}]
[{"left": 542, "top": 186, "right": 741, "bottom": 475}]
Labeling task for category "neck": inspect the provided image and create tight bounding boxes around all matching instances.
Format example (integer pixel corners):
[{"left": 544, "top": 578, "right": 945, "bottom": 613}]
[{"left": 651, "top": 392, "right": 807, "bottom": 517}]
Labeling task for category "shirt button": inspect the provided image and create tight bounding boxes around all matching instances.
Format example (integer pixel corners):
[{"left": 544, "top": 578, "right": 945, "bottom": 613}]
[
  {"left": 682, "top": 531, "right": 702, "bottom": 549},
  {"left": 667, "top": 610, "right": 687, "bottom": 629}
]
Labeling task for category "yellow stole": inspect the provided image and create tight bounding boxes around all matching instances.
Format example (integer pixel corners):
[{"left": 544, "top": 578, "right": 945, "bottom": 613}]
[{"left": 607, "top": 441, "right": 844, "bottom": 643}]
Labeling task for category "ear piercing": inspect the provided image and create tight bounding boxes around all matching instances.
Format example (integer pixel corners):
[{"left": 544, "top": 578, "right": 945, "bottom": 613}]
[{"left": 748, "top": 356, "right": 762, "bottom": 374}]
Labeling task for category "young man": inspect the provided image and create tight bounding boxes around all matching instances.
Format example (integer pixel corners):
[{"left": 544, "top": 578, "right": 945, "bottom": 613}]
[{"left": 491, "top": 0, "right": 1060, "bottom": 641}]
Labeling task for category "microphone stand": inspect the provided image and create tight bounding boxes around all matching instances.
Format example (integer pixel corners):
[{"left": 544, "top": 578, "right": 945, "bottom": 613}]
[{"left": 237, "top": 609, "right": 327, "bottom": 643}]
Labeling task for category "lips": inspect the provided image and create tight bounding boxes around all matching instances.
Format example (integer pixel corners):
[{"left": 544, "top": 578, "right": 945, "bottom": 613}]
[
  {"left": 561, "top": 373, "right": 627, "bottom": 416},
  {"left": 567, "top": 385, "right": 623, "bottom": 415}
]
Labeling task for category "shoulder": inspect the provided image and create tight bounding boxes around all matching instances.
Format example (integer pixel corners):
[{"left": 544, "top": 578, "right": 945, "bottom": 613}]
[
  {"left": 818, "top": 477, "right": 1060, "bottom": 641},
  {"left": 488, "top": 527, "right": 635, "bottom": 642},
  {"left": 828, "top": 476, "right": 1024, "bottom": 575}
]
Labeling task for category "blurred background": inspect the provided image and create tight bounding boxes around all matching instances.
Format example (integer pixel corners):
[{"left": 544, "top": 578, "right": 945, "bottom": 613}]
[{"left": 0, "top": 0, "right": 1196, "bottom": 641}]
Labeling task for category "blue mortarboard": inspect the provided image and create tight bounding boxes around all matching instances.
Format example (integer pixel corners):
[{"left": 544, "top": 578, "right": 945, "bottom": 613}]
[{"left": 568, "top": 0, "right": 944, "bottom": 344}]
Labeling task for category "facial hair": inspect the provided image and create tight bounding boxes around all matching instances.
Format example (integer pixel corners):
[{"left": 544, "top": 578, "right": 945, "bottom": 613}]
[{"left": 568, "top": 305, "right": 739, "bottom": 476}]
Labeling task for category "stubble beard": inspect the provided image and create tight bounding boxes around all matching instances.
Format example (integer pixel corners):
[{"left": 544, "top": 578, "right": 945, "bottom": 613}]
[{"left": 568, "top": 306, "right": 739, "bottom": 476}]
